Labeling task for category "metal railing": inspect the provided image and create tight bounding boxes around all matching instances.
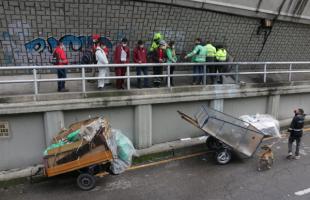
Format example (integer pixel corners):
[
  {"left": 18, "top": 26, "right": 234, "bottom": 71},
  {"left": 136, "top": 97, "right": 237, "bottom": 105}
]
[{"left": 1, "top": 61, "right": 310, "bottom": 99}]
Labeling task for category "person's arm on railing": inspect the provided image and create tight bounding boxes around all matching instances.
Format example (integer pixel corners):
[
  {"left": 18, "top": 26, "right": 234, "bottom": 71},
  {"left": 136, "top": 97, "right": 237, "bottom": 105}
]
[{"left": 184, "top": 45, "right": 199, "bottom": 59}]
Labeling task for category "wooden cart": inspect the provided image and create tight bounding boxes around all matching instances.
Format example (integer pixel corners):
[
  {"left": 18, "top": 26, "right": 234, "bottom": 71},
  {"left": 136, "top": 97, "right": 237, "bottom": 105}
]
[{"left": 43, "top": 117, "right": 113, "bottom": 190}]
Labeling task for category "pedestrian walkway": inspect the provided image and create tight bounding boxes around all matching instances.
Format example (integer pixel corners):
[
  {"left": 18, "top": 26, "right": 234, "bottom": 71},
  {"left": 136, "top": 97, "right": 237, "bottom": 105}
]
[{"left": 0, "top": 69, "right": 302, "bottom": 97}]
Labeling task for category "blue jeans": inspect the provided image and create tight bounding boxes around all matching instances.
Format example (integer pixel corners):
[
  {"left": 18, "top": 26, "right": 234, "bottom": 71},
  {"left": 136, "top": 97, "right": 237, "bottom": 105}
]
[
  {"left": 193, "top": 65, "right": 203, "bottom": 84},
  {"left": 136, "top": 66, "right": 149, "bottom": 87},
  {"left": 57, "top": 68, "right": 67, "bottom": 91}
]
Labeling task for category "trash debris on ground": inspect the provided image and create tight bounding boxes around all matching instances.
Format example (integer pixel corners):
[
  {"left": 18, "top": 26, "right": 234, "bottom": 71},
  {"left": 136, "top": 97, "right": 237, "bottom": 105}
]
[{"left": 239, "top": 114, "right": 281, "bottom": 138}]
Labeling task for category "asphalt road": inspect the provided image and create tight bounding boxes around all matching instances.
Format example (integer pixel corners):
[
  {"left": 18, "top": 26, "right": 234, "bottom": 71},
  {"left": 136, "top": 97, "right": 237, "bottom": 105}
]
[{"left": 1, "top": 134, "right": 310, "bottom": 200}]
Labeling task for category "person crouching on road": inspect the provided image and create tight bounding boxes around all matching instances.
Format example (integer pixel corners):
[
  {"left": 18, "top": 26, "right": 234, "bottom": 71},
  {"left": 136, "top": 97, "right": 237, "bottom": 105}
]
[
  {"left": 184, "top": 38, "right": 207, "bottom": 85},
  {"left": 96, "top": 41, "right": 109, "bottom": 90},
  {"left": 134, "top": 40, "right": 149, "bottom": 88},
  {"left": 166, "top": 41, "right": 177, "bottom": 86},
  {"left": 53, "top": 41, "right": 69, "bottom": 92},
  {"left": 114, "top": 38, "right": 130, "bottom": 89},
  {"left": 288, "top": 108, "right": 305, "bottom": 160}
]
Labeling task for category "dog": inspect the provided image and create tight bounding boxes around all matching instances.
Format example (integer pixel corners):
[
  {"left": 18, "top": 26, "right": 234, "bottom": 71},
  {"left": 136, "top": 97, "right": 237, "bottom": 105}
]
[{"left": 257, "top": 145, "right": 274, "bottom": 171}]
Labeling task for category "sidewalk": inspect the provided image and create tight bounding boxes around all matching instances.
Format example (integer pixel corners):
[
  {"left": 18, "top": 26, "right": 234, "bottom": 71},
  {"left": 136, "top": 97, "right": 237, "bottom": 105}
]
[{"left": 0, "top": 70, "right": 297, "bottom": 96}]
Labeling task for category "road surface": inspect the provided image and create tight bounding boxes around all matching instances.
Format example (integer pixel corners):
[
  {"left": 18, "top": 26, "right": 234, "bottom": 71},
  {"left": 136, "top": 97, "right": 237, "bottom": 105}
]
[{"left": 1, "top": 134, "right": 310, "bottom": 200}]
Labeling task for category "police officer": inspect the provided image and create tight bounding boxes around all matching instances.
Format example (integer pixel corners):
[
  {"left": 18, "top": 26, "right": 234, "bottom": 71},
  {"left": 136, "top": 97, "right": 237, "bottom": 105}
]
[{"left": 288, "top": 108, "right": 305, "bottom": 159}]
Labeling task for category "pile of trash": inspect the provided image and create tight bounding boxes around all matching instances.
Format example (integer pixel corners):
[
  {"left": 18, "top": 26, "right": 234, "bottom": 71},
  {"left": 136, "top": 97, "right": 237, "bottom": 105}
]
[
  {"left": 43, "top": 117, "right": 136, "bottom": 175},
  {"left": 239, "top": 114, "right": 281, "bottom": 138}
]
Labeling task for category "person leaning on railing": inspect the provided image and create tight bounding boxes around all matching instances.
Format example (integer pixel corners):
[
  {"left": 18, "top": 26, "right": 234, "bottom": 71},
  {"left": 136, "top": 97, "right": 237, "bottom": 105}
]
[
  {"left": 152, "top": 40, "right": 167, "bottom": 88},
  {"left": 52, "top": 41, "right": 69, "bottom": 92},
  {"left": 215, "top": 45, "right": 228, "bottom": 84},
  {"left": 166, "top": 41, "right": 177, "bottom": 86},
  {"left": 184, "top": 38, "right": 207, "bottom": 85},
  {"left": 205, "top": 41, "right": 217, "bottom": 84}
]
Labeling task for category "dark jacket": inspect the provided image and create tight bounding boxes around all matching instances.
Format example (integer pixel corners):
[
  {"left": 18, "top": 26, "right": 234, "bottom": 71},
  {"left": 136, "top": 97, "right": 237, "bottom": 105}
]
[{"left": 289, "top": 114, "right": 305, "bottom": 137}]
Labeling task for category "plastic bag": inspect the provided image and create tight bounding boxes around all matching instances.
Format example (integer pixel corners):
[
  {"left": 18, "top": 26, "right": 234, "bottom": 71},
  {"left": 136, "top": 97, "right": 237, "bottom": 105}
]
[
  {"left": 239, "top": 114, "right": 281, "bottom": 138},
  {"left": 106, "top": 129, "right": 136, "bottom": 174},
  {"left": 79, "top": 117, "right": 104, "bottom": 142},
  {"left": 43, "top": 140, "right": 67, "bottom": 156},
  {"left": 67, "top": 129, "right": 80, "bottom": 142}
]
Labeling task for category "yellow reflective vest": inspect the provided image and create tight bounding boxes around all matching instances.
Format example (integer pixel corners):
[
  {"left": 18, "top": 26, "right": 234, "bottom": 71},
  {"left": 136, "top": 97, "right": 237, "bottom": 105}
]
[
  {"left": 216, "top": 49, "right": 227, "bottom": 61},
  {"left": 205, "top": 44, "right": 216, "bottom": 57}
]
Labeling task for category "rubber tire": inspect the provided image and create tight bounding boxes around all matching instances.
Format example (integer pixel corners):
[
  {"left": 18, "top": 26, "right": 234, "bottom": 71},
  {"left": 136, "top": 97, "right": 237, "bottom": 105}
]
[
  {"left": 215, "top": 149, "right": 232, "bottom": 165},
  {"left": 77, "top": 173, "right": 96, "bottom": 191}
]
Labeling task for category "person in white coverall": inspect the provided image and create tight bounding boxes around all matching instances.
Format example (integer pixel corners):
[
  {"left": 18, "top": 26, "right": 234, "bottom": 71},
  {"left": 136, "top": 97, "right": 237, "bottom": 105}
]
[{"left": 96, "top": 42, "right": 109, "bottom": 89}]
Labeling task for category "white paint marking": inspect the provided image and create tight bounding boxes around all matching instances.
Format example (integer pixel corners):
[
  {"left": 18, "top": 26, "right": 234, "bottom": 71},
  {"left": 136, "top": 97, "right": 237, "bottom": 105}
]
[
  {"left": 180, "top": 137, "right": 191, "bottom": 141},
  {"left": 295, "top": 188, "right": 310, "bottom": 196}
]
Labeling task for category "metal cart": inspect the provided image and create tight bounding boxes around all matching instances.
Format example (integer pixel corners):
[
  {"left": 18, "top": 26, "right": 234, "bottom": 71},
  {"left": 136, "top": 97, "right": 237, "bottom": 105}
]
[{"left": 178, "top": 105, "right": 265, "bottom": 164}]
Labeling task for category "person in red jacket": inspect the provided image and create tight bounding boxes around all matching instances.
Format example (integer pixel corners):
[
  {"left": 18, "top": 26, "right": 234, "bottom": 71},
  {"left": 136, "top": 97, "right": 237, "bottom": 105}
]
[
  {"left": 153, "top": 40, "right": 167, "bottom": 87},
  {"left": 53, "top": 41, "right": 69, "bottom": 92},
  {"left": 114, "top": 38, "right": 130, "bottom": 89},
  {"left": 133, "top": 40, "right": 148, "bottom": 88}
]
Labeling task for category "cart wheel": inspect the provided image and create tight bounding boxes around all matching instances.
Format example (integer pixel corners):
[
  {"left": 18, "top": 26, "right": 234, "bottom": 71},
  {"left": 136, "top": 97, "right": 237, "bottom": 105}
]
[
  {"left": 77, "top": 173, "right": 96, "bottom": 191},
  {"left": 215, "top": 149, "right": 232, "bottom": 165}
]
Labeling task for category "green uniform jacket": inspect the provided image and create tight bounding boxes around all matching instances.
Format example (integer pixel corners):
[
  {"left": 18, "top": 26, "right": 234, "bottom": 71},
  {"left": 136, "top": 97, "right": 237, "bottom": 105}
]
[
  {"left": 186, "top": 45, "right": 207, "bottom": 63},
  {"left": 166, "top": 48, "right": 177, "bottom": 63}
]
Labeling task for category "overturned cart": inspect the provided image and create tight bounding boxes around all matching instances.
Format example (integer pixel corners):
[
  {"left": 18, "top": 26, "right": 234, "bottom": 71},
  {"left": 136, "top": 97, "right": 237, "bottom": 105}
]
[{"left": 178, "top": 105, "right": 265, "bottom": 164}]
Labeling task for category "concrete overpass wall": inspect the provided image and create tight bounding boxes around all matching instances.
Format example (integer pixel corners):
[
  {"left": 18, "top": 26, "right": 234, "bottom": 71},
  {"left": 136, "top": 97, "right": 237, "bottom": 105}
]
[
  {"left": 2, "top": 0, "right": 310, "bottom": 68},
  {"left": 1, "top": 83, "right": 310, "bottom": 170}
]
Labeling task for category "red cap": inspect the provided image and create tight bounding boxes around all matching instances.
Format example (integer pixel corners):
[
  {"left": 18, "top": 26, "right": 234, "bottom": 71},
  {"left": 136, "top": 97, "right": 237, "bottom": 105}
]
[{"left": 92, "top": 34, "right": 100, "bottom": 41}]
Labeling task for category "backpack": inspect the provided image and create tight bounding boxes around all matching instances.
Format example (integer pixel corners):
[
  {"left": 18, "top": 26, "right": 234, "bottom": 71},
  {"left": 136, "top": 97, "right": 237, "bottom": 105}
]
[{"left": 81, "top": 50, "right": 96, "bottom": 64}]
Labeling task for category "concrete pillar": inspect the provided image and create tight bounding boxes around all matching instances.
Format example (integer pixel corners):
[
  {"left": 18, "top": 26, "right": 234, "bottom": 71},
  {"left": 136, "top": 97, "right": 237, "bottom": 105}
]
[
  {"left": 43, "top": 111, "right": 65, "bottom": 146},
  {"left": 134, "top": 104, "right": 152, "bottom": 149},
  {"left": 267, "top": 95, "right": 280, "bottom": 119},
  {"left": 210, "top": 99, "right": 224, "bottom": 112}
]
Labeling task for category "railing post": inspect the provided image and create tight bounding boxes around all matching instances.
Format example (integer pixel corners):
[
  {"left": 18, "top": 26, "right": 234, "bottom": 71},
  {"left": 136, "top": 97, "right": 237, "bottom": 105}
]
[
  {"left": 263, "top": 64, "right": 267, "bottom": 83},
  {"left": 33, "top": 68, "right": 38, "bottom": 100},
  {"left": 127, "top": 65, "right": 130, "bottom": 90},
  {"left": 167, "top": 65, "right": 171, "bottom": 88},
  {"left": 203, "top": 64, "right": 207, "bottom": 85},
  {"left": 81, "top": 67, "right": 86, "bottom": 95},
  {"left": 235, "top": 64, "right": 239, "bottom": 84},
  {"left": 289, "top": 63, "right": 292, "bottom": 82}
]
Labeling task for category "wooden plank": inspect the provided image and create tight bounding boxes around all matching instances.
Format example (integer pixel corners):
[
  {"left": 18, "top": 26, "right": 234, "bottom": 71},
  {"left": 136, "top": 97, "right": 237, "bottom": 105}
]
[
  {"left": 46, "top": 140, "right": 87, "bottom": 156},
  {"left": 46, "top": 149, "right": 113, "bottom": 177},
  {"left": 177, "top": 110, "right": 199, "bottom": 127}
]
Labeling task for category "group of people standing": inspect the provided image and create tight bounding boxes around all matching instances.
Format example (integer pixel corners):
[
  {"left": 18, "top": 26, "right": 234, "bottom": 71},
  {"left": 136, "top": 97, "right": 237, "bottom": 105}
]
[{"left": 52, "top": 32, "right": 229, "bottom": 92}]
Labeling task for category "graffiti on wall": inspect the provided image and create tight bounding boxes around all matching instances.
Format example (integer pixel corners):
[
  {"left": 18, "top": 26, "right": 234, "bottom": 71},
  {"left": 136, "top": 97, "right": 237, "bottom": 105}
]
[{"left": 25, "top": 35, "right": 113, "bottom": 53}]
